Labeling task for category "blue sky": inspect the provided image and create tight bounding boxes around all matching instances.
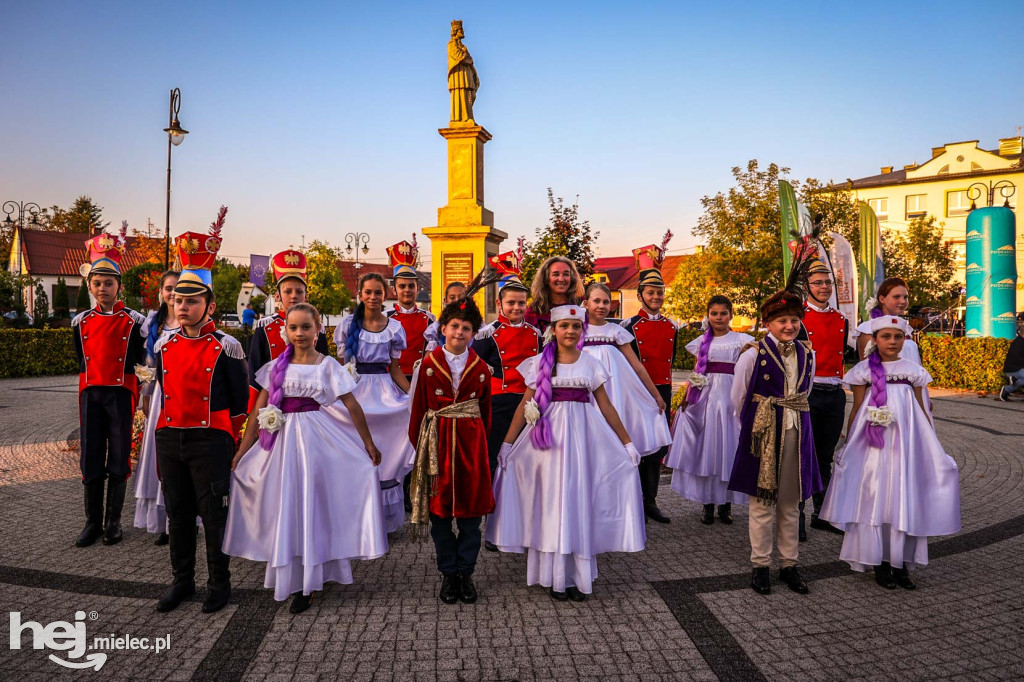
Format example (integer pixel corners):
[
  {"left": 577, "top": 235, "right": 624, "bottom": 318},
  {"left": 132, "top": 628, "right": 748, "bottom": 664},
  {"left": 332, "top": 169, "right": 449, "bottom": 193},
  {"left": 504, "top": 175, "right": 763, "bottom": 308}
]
[{"left": 3, "top": 0, "right": 1023, "bottom": 266}]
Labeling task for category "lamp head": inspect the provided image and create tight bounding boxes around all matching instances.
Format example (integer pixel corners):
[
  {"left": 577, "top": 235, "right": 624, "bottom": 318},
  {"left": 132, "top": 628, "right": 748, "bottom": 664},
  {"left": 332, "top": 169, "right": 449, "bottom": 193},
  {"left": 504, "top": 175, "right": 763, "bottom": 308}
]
[{"left": 164, "top": 117, "right": 189, "bottom": 146}]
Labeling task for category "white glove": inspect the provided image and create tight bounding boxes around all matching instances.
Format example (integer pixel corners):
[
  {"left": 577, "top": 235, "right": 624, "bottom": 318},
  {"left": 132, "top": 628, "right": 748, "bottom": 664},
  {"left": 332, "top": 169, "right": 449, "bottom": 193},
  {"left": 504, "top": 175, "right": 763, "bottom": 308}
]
[
  {"left": 624, "top": 442, "right": 641, "bottom": 467},
  {"left": 498, "top": 442, "right": 513, "bottom": 471}
]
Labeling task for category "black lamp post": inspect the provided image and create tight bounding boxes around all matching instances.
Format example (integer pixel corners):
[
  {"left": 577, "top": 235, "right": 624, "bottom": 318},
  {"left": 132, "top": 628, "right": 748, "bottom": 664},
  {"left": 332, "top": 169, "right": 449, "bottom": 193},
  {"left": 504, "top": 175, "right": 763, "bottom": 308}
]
[
  {"left": 345, "top": 232, "right": 371, "bottom": 270},
  {"left": 967, "top": 180, "right": 1016, "bottom": 210},
  {"left": 3, "top": 200, "right": 42, "bottom": 308},
  {"left": 163, "top": 88, "right": 189, "bottom": 268}
]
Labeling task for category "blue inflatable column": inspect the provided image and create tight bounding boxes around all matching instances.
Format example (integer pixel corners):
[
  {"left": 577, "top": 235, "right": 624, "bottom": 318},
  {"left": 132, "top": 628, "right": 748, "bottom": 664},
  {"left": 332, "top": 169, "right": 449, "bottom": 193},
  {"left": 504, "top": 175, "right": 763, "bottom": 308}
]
[{"left": 965, "top": 206, "right": 1017, "bottom": 339}]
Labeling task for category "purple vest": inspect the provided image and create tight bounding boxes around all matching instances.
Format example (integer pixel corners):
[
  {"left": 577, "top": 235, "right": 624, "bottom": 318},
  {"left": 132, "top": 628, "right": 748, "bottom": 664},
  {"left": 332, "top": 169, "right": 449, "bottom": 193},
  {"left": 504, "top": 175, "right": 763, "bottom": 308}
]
[{"left": 727, "top": 337, "right": 823, "bottom": 501}]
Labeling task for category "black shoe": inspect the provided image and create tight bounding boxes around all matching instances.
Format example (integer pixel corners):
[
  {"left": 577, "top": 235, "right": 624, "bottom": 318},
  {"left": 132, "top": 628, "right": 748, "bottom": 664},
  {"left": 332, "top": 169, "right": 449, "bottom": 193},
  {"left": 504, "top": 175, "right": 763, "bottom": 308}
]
[
  {"left": 549, "top": 587, "right": 569, "bottom": 601},
  {"left": 874, "top": 562, "right": 897, "bottom": 589},
  {"left": 439, "top": 574, "right": 460, "bottom": 604},
  {"left": 645, "top": 504, "right": 671, "bottom": 524},
  {"left": 701, "top": 504, "right": 715, "bottom": 525},
  {"left": 156, "top": 581, "right": 195, "bottom": 613},
  {"left": 76, "top": 483, "right": 105, "bottom": 547},
  {"left": 458, "top": 573, "right": 477, "bottom": 604},
  {"left": 997, "top": 390, "right": 1009, "bottom": 402},
  {"left": 798, "top": 510, "right": 807, "bottom": 542},
  {"left": 809, "top": 515, "right": 843, "bottom": 534},
  {"left": 750, "top": 567, "right": 771, "bottom": 595},
  {"left": 565, "top": 586, "right": 586, "bottom": 602},
  {"left": 101, "top": 476, "right": 127, "bottom": 545},
  {"left": 892, "top": 566, "right": 916, "bottom": 590},
  {"left": 717, "top": 503, "right": 733, "bottom": 524},
  {"left": 484, "top": 540, "right": 498, "bottom": 552},
  {"left": 289, "top": 591, "right": 314, "bottom": 614},
  {"left": 779, "top": 566, "right": 809, "bottom": 594},
  {"left": 202, "top": 587, "right": 231, "bottom": 613},
  {"left": 155, "top": 532, "right": 169, "bottom": 546}
]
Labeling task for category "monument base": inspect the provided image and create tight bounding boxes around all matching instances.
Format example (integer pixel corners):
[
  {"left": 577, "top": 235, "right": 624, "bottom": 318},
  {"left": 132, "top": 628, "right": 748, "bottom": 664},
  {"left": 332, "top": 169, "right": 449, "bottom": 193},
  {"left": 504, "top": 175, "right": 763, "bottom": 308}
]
[{"left": 424, "top": 224, "right": 507, "bottom": 319}]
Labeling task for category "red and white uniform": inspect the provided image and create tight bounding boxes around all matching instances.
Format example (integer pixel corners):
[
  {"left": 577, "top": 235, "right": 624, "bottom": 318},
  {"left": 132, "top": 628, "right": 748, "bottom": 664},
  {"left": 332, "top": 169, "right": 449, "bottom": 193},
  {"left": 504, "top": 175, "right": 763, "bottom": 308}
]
[
  {"left": 802, "top": 302, "right": 848, "bottom": 385},
  {"left": 73, "top": 301, "right": 148, "bottom": 402},
  {"left": 387, "top": 304, "right": 436, "bottom": 377},
  {"left": 621, "top": 309, "right": 678, "bottom": 387}
]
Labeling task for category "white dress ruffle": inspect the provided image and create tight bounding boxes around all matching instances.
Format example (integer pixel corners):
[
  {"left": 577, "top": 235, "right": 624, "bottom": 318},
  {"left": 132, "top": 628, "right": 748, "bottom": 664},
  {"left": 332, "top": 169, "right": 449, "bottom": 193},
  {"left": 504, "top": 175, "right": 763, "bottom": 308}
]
[
  {"left": 852, "top": 319, "right": 930, "bottom": 411},
  {"left": 485, "top": 353, "right": 646, "bottom": 593},
  {"left": 224, "top": 357, "right": 388, "bottom": 600}
]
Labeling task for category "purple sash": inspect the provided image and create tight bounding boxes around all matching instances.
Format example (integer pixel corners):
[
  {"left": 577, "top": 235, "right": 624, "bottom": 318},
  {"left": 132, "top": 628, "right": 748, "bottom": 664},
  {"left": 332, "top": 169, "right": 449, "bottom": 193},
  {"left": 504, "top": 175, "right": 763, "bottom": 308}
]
[
  {"left": 551, "top": 387, "right": 590, "bottom": 403},
  {"left": 584, "top": 339, "right": 617, "bottom": 347},
  {"left": 281, "top": 397, "right": 320, "bottom": 413},
  {"left": 888, "top": 378, "right": 914, "bottom": 386},
  {"left": 356, "top": 362, "right": 388, "bottom": 375},
  {"left": 706, "top": 361, "right": 735, "bottom": 375}
]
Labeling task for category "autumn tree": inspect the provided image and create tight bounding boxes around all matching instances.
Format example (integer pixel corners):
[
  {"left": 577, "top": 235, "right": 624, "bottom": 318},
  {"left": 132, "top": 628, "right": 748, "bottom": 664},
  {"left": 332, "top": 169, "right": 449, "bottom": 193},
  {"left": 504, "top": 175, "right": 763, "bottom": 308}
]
[
  {"left": 521, "top": 189, "right": 598, "bottom": 288},
  {"left": 663, "top": 251, "right": 718, "bottom": 322},
  {"left": 881, "top": 216, "right": 956, "bottom": 308},
  {"left": 305, "top": 240, "right": 352, "bottom": 315}
]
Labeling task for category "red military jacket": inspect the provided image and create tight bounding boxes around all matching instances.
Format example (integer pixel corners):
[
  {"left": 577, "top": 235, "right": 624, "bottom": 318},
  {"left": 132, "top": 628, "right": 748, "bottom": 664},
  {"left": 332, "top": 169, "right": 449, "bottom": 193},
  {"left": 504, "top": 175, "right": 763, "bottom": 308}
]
[
  {"left": 387, "top": 304, "right": 436, "bottom": 376},
  {"left": 621, "top": 309, "right": 678, "bottom": 386},
  {"left": 156, "top": 319, "right": 249, "bottom": 438},
  {"left": 72, "top": 301, "right": 147, "bottom": 402},
  {"left": 801, "top": 302, "right": 848, "bottom": 380},
  {"left": 471, "top": 315, "right": 541, "bottom": 395},
  {"left": 408, "top": 347, "right": 494, "bottom": 519},
  {"left": 247, "top": 310, "right": 330, "bottom": 410}
]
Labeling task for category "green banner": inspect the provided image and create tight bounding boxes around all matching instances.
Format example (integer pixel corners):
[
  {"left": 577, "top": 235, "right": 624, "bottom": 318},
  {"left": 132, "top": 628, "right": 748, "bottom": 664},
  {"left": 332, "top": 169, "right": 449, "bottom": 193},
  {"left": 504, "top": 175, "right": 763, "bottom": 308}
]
[
  {"left": 857, "top": 201, "right": 884, "bottom": 320},
  {"left": 779, "top": 180, "right": 800, "bottom": 276}
]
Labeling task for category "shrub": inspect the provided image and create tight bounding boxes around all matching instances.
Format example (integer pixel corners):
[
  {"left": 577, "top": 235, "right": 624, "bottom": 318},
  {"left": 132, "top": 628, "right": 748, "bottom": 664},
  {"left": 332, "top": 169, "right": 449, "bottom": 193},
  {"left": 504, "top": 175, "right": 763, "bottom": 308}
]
[
  {"left": 75, "top": 279, "right": 91, "bottom": 311},
  {"left": 918, "top": 334, "right": 1011, "bottom": 393},
  {"left": 0, "top": 329, "right": 78, "bottom": 378},
  {"left": 53, "top": 278, "right": 70, "bottom": 318}
]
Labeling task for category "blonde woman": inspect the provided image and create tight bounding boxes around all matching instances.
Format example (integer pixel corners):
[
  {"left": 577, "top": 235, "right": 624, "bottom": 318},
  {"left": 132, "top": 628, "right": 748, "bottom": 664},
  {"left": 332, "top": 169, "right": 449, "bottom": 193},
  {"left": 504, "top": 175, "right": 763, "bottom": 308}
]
[{"left": 525, "top": 256, "right": 585, "bottom": 335}]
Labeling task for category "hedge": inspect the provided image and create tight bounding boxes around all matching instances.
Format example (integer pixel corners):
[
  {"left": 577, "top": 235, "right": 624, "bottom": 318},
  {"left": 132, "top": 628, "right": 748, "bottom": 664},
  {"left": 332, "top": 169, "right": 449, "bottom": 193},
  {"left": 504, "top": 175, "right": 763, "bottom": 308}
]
[
  {"left": 0, "top": 329, "right": 78, "bottom": 378},
  {"left": 918, "top": 334, "right": 1011, "bottom": 393}
]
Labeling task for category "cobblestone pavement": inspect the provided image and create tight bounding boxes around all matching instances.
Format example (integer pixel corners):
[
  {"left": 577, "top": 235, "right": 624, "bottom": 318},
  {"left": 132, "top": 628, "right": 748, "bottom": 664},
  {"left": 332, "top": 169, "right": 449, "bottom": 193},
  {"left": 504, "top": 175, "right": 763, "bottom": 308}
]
[{"left": 1, "top": 375, "right": 1022, "bottom": 680}]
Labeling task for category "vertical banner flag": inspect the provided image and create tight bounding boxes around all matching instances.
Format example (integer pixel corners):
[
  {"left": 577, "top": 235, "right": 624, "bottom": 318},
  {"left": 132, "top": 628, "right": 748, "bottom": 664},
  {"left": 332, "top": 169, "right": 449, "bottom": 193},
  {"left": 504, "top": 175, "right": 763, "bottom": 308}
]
[
  {"left": 857, "top": 201, "right": 884, "bottom": 320},
  {"left": 829, "top": 232, "right": 859, "bottom": 336},
  {"left": 965, "top": 206, "right": 1017, "bottom": 339},
  {"left": 779, "top": 180, "right": 802, "bottom": 276},
  {"left": 249, "top": 254, "right": 271, "bottom": 287}
]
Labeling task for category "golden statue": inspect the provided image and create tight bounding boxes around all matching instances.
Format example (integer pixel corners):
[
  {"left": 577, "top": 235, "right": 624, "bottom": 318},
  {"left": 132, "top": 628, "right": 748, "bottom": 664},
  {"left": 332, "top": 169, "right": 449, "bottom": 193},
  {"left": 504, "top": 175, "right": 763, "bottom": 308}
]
[{"left": 448, "top": 20, "right": 479, "bottom": 124}]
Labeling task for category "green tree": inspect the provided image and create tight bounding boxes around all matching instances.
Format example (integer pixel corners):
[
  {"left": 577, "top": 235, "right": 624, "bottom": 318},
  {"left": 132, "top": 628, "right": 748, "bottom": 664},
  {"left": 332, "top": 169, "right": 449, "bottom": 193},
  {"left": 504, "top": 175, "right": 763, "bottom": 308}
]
[
  {"left": 33, "top": 282, "right": 49, "bottom": 322},
  {"left": 76, "top": 279, "right": 91, "bottom": 311},
  {"left": 305, "top": 240, "right": 352, "bottom": 315},
  {"left": 663, "top": 251, "right": 719, "bottom": 322},
  {"left": 44, "top": 196, "right": 109, "bottom": 234},
  {"left": 122, "top": 263, "right": 163, "bottom": 312},
  {"left": 521, "top": 189, "right": 598, "bottom": 288},
  {"left": 211, "top": 258, "right": 245, "bottom": 320},
  {"left": 53, "top": 278, "right": 70, "bottom": 318},
  {"left": 0, "top": 271, "right": 35, "bottom": 313},
  {"left": 881, "top": 216, "right": 956, "bottom": 308}
]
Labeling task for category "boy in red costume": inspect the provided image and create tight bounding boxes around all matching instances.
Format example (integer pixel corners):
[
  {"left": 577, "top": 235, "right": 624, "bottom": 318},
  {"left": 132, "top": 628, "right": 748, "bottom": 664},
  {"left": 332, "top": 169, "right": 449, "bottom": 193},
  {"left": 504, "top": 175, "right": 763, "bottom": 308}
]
[{"left": 386, "top": 237, "right": 435, "bottom": 382}]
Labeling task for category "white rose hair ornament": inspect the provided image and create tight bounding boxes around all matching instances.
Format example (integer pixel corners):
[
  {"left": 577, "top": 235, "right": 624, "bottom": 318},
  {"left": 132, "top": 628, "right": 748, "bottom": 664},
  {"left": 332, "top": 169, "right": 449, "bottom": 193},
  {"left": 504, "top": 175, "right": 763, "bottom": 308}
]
[{"left": 862, "top": 315, "right": 911, "bottom": 447}]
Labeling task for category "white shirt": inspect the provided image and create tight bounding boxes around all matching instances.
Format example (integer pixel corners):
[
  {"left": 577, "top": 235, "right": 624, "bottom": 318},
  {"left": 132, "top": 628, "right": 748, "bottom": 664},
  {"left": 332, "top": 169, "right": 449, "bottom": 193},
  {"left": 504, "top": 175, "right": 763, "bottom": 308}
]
[
  {"left": 443, "top": 346, "right": 469, "bottom": 391},
  {"left": 395, "top": 304, "right": 419, "bottom": 314}
]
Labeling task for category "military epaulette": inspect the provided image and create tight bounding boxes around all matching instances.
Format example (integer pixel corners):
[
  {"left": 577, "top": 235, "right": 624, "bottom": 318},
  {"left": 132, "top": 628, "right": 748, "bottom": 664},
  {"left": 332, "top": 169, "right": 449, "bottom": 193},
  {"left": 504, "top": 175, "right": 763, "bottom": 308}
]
[
  {"left": 71, "top": 310, "right": 89, "bottom": 327},
  {"left": 153, "top": 333, "right": 175, "bottom": 353},
  {"left": 215, "top": 332, "right": 246, "bottom": 360},
  {"left": 126, "top": 308, "right": 147, "bottom": 327},
  {"left": 253, "top": 315, "right": 278, "bottom": 330},
  {"left": 474, "top": 321, "right": 500, "bottom": 340}
]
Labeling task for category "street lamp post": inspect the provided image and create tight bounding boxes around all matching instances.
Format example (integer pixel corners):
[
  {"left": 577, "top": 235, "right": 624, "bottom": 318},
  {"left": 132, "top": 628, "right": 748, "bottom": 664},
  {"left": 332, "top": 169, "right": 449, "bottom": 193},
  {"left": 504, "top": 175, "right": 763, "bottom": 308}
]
[
  {"left": 345, "top": 232, "right": 371, "bottom": 270},
  {"left": 967, "top": 180, "right": 1016, "bottom": 210},
  {"left": 163, "top": 88, "right": 189, "bottom": 269},
  {"left": 3, "top": 200, "right": 42, "bottom": 309}
]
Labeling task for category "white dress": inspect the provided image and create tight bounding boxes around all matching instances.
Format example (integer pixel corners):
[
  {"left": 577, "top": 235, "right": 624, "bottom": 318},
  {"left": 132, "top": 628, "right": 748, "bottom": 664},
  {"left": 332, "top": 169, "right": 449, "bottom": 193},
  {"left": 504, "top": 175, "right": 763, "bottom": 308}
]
[
  {"left": 666, "top": 331, "right": 753, "bottom": 505},
  {"left": 329, "top": 315, "right": 415, "bottom": 533},
  {"left": 819, "top": 358, "right": 960, "bottom": 572},
  {"left": 224, "top": 357, "right": 388, "bottom": 600},
  {"left": 852, "top": 318, "right": 930, "bottom": 410},
  {"left": 485, "top": 353, "right": 646, "bottom": 593},
  {"left": 582, "top": 323, "right": 672, "bottom": 456}
]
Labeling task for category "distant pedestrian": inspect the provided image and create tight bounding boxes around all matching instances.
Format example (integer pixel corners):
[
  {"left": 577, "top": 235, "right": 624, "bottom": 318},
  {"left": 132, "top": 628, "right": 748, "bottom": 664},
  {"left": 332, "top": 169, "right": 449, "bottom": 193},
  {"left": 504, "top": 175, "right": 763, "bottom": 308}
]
[
  {"left": 998, "top": 316, "right": 1024, "bottom": 401},
  {"left": 241, "top": 301, "right": 256, "bottom": 332}
]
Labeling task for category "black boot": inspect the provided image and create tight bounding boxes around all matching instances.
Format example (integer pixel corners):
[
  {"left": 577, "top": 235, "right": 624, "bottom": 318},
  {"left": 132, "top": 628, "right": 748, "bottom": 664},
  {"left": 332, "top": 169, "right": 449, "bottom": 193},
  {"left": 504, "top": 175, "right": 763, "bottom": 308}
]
[
  {"left": 157, "top": 524, "right": 197, "bottom": 612},
  {"left": 644, "top": 504, "right": 671, "bottom": 524},
  {"left": 779, "top": 566, "right": 809, "bottom": 594},
  {"left": 439, "top": 574, "right": 460, "bottom": 604},
  {"left": 289, "top": 591, "right": 314, "bottom": 614},
  {"left": 750, "top": 567, "right": 771, "bottom": 595},
  {"left": 717, "top": 503, "right": 733, "bottom": 524},
  {"left": 701, "top": 504, "right": 715, "bottom": 525},
  {"left": 156, "top": 581, "right": 195, "bottom": 613},
  {"left": 202, "top": 520, "right": 232, "bottom": 613},
  {"left": 565, "top": 586, "right": 586, "bottom": 602},
  {"left": 458, "top": 573, "right": 478, "bottom": 604},
  {"left": 874, "top": 561, "right": 897, "bottom": 589},
  {"left": 76, "top": 483, "right": 105, "bottom": 547},
  {"left": 101, "top": 475, "right": 127, "bottom": 545},
  {"left": 892, "top": 565, "right": 916, "bottom": 590},
  {"left": 549, "top": 587, "right": 569, "bottom": 601},
  {"left": 155, "top": 532, "right": 169, "bottom": 546}
]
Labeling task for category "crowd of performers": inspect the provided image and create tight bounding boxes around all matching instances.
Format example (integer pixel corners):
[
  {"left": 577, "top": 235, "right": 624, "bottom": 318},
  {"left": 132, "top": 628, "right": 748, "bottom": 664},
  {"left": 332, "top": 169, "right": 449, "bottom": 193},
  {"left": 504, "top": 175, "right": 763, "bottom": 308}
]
[{"left": 71, "top": 215, "right": 961, "bottom": 614}]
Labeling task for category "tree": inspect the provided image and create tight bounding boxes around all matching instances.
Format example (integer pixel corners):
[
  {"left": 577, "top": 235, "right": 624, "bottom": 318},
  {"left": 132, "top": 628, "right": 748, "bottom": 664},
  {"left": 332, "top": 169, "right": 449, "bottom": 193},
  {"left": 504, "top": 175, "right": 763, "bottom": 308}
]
[
  {"left": 76, "top": 279, "right": 91, "bottom": 311},
  {"left": 122, "top": 263, "right": 164, "bottom": 312},
  {"left": 800, "top": 178, "right": 860, "bottom": 254},
  {"left": 663, "top": 251, "right": 719, "bottom": 322},
  {"left": 0, "top": 271, "right": 35, "bottom": 313},
  {"left": 44, "top": 196, "right": 109, "bottom": 234},
  {"left": 53, "top": 278, "right": 70, "bottom": 318},
  {"left": 521, "top": 189, "right": 598, "bottom": 288},
  {"left": 881, "top": 216, "right": 956, "bottom": 308},
  {"left": 211, "top": 258, "right": 246, "bottom": 319},
  {"left": 129, "top": 229, "right": 168, "bottom": 264},
  {"left": 305, "top": 240, "right": 352, "bottom": 315},
  {"left": 33, "top": 282, "right": 49, "bottom": 321}
]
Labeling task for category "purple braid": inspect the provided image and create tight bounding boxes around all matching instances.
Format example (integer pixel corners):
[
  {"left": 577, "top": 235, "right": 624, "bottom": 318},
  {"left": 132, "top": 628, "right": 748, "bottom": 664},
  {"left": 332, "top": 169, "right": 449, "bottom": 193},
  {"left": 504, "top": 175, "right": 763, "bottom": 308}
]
[
  {"left": 258, "top": 342, "right": 295, "bottom": 450},
  {"left": 530, "top": 339, "right": 557, "bottom": 449},
  {"left": 577, "top": 312, "right": 589, "bottom": 350},
  {"left": 869, "top": 306, "right": 884, "bottom": 319},
  {"left": 864, "top": 346, "right": 887, "bottom": 448},
  {"left": 685, "top": 326, "right": 715, "bottom": 403}
]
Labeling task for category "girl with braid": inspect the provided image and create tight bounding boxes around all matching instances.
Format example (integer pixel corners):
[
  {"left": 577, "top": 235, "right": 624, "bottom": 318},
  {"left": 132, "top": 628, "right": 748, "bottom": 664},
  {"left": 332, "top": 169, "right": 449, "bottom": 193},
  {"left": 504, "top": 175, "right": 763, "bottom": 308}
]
[
  {"left": 486, "top": 305, "right": 645, "bottom": 602},
  {"left": 226, "top": 304, "right": 386, "bottom": 614},
  {"left": 819, "top": 316, "right": 960, "bottom": 590}
]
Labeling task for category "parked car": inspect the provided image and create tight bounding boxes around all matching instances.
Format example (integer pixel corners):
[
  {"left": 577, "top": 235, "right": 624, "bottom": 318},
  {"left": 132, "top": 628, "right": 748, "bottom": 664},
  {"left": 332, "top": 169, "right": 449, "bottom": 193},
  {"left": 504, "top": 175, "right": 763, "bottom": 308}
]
[{"left": 220, "top": 313, "right": 241, "bottom": 329}]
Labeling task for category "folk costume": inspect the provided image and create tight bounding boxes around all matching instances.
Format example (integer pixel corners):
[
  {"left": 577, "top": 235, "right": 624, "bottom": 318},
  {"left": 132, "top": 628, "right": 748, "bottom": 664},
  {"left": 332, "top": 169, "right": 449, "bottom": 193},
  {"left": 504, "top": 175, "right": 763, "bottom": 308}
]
[
  {"left": 385, "top": 239, "right": 435, "bottom": 381},
  {"left": 72, "top": 225, "right": 147, "bottom": 548},
  {"left": 224, "top": 355, "right": 389, "bottom": 601},
  {"left": 472, "top": 249, "right": 541, "bottom": 475},
  {"left": 852, "top": 315, "right": 931, "bottom": 413},
  {"left": 331, "top": 314, "right": 415, "bottom": 533},
  {"left": 666, "top": 328, "right": 753, "bottom": 512},
  {"left": 154, "top": 208, "right": 249, "bottom": 614},
  {"left": 487, "top": 306, "right": 646, "bottom": 596},
  {"left": 246, "top": 250, "right": 330, "bottom": 412},
  {"left": 620, "top": 241, "right": 677, "bottom": 524},
  {"left": 820, "top": 317, "right": 960, "bottom": 585}
]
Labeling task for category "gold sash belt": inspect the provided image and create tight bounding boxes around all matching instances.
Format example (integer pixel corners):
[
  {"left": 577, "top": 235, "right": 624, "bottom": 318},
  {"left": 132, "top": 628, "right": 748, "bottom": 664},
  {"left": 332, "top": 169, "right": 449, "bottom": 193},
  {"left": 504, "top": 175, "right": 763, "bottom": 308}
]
[{"left": 751, "top": 392, "right": 809, "bottom": 504}]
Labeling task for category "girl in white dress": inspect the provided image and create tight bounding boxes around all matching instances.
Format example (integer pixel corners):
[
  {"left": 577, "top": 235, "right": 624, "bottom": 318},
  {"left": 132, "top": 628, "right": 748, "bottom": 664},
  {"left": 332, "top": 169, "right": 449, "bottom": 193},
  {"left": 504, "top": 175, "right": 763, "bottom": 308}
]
[
  {"left": 226, "top": 304, "right": 387, "bottom": 614},
  {"left": 665, "top": 295, "right": 753, "bottom": 524},
  {"left": 134, "top": 270, "right": 180, "bottom": 545},
  {"left": 329, "top": 273, "right": 415, "bottom": 533},
  {"left": 819, "top": 315, "right": 960, "bottom": 590},
  {"left": 486, "top": 305, "right": 646, "bottom": 602},
  {"left": 580, "top": 283, "right": 671, "bottom": 456}
]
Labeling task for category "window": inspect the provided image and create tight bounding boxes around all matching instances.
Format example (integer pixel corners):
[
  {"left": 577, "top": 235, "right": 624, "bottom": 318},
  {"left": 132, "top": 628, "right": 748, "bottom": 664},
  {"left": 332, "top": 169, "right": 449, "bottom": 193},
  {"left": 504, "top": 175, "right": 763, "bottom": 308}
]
[
  {"left": 905, "top": 194, "right": 927, "bottom": 219},
  {"left": 946, "top": 190, "right": 970, "bottom": 217},
  {"left": 867, "top": 197, "right": 888, "bottom": 219},
  {"left": 937, "top": 165, "right": 950, "bottom": 175}
]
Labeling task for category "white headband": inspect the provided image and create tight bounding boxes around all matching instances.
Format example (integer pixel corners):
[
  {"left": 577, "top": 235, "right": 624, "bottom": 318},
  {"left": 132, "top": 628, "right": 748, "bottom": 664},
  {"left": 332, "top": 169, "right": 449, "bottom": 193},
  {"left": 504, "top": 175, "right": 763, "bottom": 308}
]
[
  {"left": 549, "top": 305, "right": 586, "bottom": 323},
  {"left": 869, "top": 316, "right": 910, "bottom": 334}
]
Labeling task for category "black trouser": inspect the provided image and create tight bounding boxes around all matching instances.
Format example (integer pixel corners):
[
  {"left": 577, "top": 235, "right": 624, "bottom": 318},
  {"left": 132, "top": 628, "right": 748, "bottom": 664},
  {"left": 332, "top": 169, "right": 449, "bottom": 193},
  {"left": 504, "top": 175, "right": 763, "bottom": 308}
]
[
  {"left": 639, "top": 384, "right": 673, "bottom": 507},
  {"left": 808, "top": 383, "right": 847, "bottom": 514},
  {"left": 79, "top": 387, "right": 133, "bottom": 485},
  {"left": 487, "top": 393, "right": 523, "bottom": 477},
  {"left": 430, "top": 513, "right": 482, "bottom": 576},
  {"left": 156, "top": 428, "right": 233, "bottom": 590}
]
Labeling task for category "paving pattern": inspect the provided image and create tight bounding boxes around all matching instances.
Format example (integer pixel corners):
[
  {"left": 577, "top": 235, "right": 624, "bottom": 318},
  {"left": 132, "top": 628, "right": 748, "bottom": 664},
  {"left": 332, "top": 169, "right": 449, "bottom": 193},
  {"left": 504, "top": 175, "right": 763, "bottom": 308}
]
[{"left": 0, "top": 375, "right": 1022, "bottom": 680}]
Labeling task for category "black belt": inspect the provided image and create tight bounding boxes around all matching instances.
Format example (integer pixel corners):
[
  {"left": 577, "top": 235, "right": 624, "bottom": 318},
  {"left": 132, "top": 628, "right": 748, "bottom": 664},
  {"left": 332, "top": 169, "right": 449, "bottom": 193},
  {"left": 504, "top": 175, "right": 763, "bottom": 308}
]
[{"left": 812, "top": 383, "right": 844, "bottom": 392}]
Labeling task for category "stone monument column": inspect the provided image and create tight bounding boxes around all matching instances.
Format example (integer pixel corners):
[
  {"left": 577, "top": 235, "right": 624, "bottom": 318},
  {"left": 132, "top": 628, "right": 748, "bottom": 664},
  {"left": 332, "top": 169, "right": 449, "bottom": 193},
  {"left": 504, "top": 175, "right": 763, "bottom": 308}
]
[{"left": 423, "top": 20, "right": 506, "bottom": 318}]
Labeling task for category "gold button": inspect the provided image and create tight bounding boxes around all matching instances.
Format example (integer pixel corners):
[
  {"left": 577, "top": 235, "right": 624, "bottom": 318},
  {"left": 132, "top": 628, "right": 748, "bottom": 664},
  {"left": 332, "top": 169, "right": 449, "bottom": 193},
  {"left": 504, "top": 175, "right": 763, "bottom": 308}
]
[
  {"left": 166, "top": 417, "right": 171, "bottom": 422},
  {"left": 763, "top": 374, "right": 771, "bottom": 380},
  {"left": 760, "top": 360, "right": 767, "bottom": 366},
  {"left": 201, "top": 420, "right": 207, "bottom": 425},
  {"left": 206, "top": 368, "right": 212, "bottom": 372},
  {"left": 203, "top": 396, "right": 208, "bottom": 401}
]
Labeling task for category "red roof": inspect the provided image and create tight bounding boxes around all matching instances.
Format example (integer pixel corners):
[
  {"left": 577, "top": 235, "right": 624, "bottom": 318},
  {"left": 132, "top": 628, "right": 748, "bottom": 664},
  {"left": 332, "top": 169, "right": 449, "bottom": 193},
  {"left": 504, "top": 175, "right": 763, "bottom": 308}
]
[
  {"left": 596, "top": 253, "right": 690, "bottom": 290},
  {"left": 16, "top": 229, "right": 157, "bottom": 277},
  {"left": 335, "top": 260, "right": 396, "bottom": 298}
]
